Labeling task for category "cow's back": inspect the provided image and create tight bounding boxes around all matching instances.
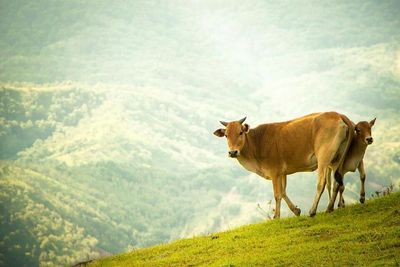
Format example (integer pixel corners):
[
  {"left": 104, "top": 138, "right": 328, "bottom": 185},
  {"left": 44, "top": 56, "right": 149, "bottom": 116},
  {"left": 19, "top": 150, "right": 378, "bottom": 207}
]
[{"left": 255, "top": 112, "right": 351, "bottom": 175}]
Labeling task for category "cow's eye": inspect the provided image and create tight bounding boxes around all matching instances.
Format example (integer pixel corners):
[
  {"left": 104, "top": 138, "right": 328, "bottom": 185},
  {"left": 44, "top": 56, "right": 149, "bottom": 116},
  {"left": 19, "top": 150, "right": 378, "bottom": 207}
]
[{"left": 239, "top": 131, "right": 243, "bottom": 135}]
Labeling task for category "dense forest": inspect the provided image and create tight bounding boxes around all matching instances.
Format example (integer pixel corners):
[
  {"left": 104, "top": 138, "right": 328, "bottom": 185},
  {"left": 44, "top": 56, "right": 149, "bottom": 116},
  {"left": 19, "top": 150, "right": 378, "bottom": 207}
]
[
  {"left": 0, "top": 84, "right": 272, "bottom": 266},
  {"left": 0, "top": 1, "right": 399, "bottom": 266}
]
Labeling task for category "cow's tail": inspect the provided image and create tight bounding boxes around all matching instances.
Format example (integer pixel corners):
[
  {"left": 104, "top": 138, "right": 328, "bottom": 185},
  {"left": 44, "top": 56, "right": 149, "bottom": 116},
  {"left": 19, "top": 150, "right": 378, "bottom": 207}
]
[
  {"left": 326, "top": 168, "right": 332, "bottom": 200},
  {"left": 334, "top": 114, "right": 354, "bottom": 186}
]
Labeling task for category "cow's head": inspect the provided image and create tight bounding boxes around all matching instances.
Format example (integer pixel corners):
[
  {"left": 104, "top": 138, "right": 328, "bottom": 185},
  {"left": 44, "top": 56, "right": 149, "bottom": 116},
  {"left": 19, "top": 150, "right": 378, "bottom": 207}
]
[
  {"left": 213, "top": 117, "right": 250, "bottom": 158},
  {"left": 355, "top": 118, "right": 376, "bottom": 145}
]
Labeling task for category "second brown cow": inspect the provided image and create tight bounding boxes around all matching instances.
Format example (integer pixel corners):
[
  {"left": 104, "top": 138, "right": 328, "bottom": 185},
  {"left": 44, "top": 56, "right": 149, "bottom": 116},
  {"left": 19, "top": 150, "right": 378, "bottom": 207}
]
[{"left": 326, "top": 118, "right": 376, "bottom": 211}]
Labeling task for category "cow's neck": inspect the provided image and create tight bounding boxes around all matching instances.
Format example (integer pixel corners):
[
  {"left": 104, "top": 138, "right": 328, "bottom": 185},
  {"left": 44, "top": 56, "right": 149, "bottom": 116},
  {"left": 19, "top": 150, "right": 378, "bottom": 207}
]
[
  {"left": 240, "top": 130, "right": 258, "bottom": 158},
  {"left": 353, "top": 137, "right": 368, "bottom": 156},
  {"left": 236, "top": 128, "right": 265, "bottom": 175},
  {"left": 354, "top": 138, "right": 367, "bottom": 158},
  {"left": 345, "top": 137, "right": 368, "bottom": 172}
]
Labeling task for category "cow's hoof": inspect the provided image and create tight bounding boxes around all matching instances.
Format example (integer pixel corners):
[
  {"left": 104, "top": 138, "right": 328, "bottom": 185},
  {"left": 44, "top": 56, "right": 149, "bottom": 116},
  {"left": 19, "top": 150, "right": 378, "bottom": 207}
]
[
  {"left": 309, "top": 210, "right": 316, "bottom": 217},
  {"left": 273, "top": 214, "right": 280, "bottom": 219},
  {"left": 338, "top": 201, "right": 345, "bottom": 209},
  {"left": 326, "top": 207, "right": 334, "bottom": 213},
  {"left": 360, "top": 196, "right": 365, "bottom": 204},
  {"left": 293, "top": 207, "right": 301, "bottom": 216}
]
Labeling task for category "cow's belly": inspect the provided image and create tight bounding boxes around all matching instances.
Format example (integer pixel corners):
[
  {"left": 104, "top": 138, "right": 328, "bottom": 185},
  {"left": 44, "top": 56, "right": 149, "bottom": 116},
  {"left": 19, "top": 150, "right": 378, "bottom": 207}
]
[
  {"left": 285, "top": 153, "right": 318, "bottom": 174},
  {"left": 343, "top": 157, "right": 361, "bottom": 174}
]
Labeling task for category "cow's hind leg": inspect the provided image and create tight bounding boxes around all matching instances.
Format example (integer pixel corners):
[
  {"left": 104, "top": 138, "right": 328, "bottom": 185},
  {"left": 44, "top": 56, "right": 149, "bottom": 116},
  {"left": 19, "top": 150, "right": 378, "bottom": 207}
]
[
  {"left": 358, "top": 160, "right": 366, "bottom": 204},
  {"left": 327, "top": 180, "right": 340, "bottom": 212},
  {"left": 281, "top": 175, "right": 301, "bottom": 216},
  {"left": 309, "top": 166, "right": 328, "bottom": 217},
  {"left": 319, "top": 121, "right": 349, "bottom": 214},
  {"left": 311, "top": 134, "right": 346, "bottom": 216}
]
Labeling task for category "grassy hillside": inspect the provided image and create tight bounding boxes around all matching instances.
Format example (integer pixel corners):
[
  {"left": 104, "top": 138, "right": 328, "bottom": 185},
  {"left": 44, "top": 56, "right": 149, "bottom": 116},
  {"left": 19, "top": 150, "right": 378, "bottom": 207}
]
[{"left": 90, "top": 193, "right": 400, "bottom": 267}]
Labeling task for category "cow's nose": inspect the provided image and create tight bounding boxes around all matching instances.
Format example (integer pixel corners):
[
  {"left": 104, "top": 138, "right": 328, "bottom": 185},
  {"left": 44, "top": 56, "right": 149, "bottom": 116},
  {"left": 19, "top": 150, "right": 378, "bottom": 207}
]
[
  {"left": 228, "top": 150, "right": 238, "bottom": 157},
  {"left": 366, "top": 137, "right": 373, "bottom": 144}
]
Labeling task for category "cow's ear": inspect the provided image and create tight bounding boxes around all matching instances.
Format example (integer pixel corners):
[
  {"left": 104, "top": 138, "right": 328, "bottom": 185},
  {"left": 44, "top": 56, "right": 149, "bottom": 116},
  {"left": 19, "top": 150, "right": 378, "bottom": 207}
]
[
  {"left": 369, "top": 118, "right": 376, "bottom": 127},
  {"left": 213, "top": 128, "right": 226, "bottom": 137},
  {"left": 243, "top": 123, "right": 250, "bottom": 133}
]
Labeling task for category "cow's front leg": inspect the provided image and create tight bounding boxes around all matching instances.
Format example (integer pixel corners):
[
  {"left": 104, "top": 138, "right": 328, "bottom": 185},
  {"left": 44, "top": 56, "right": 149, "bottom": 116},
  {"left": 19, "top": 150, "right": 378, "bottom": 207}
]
[
  {"left": 338, "top": 184, "right": 345, "bottom": 208},
  {"left": 272, "top": 176, "right": 282, "bottom": 219},
  {"left": 358, "top": 160, "right": 366, "bottom": 204},
  {"left": 281, "top": 175, "right": 301, "bottom": 216}
]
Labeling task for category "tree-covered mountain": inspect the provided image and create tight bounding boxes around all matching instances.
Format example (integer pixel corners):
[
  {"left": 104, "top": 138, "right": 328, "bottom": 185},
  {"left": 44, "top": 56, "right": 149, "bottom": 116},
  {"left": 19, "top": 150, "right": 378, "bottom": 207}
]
[
  {"left": 0, "top": 84, "right": 273, "bottom": 266},
  {"left": 0, "top": 1, "right": 399, "bottom": 266}
]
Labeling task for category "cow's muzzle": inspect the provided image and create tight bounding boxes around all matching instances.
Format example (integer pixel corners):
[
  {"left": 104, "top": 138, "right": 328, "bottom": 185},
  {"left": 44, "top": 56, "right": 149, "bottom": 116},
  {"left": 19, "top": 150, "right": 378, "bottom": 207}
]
[
  {"left": 366, "top": 137, "right": 373, "bottom": 145},
  {"left": 228, "top": 150, "right": 239, "bottom": 158}
]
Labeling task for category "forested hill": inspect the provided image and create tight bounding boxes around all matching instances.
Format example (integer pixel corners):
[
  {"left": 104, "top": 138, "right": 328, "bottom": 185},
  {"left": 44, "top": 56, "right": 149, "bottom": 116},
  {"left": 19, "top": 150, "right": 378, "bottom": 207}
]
[{"left": 1, "top": 1, "right": 400, "bottom": 267}]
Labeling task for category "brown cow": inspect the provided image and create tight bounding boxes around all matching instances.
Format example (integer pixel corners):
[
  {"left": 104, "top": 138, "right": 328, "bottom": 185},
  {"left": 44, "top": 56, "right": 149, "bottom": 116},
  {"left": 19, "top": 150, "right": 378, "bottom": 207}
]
[
  {"left": 326, "top": 118, "right": 376, "bottom": 212},
  {"left": 214, "top": 112, "right": 354, "bottom": 218}
]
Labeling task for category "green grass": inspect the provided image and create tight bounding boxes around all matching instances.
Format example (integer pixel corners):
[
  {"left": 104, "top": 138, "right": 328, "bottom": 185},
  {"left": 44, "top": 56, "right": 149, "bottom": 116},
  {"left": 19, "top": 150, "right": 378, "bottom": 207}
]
[{"left": 89, "top": 193, "right": 400, "bottom": 266}]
